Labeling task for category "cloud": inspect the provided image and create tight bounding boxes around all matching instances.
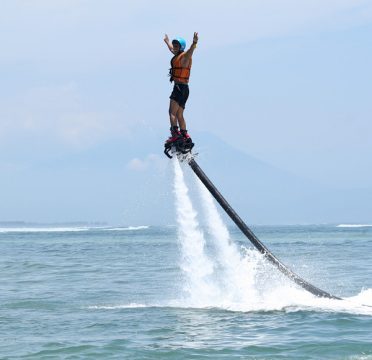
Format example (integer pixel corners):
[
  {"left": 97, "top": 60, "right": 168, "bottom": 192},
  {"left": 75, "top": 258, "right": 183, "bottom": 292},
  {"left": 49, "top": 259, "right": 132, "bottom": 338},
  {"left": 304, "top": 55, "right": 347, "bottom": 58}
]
[
  {"left": 127, "top": 154, "right": 164, "bottom": 172},
  {"left": 127, "top": 158, "right": 147, "bottom": 172},
  {"left": 0, "top": 83, "right": 133, "bottom": 149}
]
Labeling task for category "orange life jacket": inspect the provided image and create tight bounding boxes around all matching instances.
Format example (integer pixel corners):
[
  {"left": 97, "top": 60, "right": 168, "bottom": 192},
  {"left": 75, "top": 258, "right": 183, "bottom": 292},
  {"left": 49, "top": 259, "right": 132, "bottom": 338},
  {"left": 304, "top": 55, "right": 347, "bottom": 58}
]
[{"left": 169, "top": 52, "right": 192, "bottom": 84}]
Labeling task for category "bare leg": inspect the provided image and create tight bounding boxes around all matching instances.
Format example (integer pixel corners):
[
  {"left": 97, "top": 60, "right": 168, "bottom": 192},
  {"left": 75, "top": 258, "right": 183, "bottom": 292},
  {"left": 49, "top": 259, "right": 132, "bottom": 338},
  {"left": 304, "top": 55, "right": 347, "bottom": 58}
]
[
  {"left": 169, "top": 99, "right": 181, "bottom": 127},
  {"left": 176, "top": 106, "right": 186, "bottom": 130}
]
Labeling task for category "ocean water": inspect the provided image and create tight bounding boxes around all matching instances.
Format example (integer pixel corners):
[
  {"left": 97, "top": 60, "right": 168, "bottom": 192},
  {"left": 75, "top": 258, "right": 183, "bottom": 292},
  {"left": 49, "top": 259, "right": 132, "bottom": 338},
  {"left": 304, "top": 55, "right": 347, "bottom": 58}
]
[{"left": 1, "top": 161, "right": 372, "bottom": 359}]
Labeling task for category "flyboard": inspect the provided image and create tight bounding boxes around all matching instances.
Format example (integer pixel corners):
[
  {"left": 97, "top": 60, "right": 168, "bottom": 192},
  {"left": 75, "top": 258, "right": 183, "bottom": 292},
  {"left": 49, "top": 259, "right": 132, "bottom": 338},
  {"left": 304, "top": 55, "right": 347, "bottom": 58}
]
[{"left": 165, "top": 140, "right": 341, "bottom": 300}]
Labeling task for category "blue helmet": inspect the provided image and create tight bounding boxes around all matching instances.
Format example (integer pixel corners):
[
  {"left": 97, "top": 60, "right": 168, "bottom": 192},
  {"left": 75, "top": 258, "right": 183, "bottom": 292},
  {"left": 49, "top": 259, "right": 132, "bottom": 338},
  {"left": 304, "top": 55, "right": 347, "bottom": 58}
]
[{"left": 172, "top": 37, "right": 186, "bottom": 51}]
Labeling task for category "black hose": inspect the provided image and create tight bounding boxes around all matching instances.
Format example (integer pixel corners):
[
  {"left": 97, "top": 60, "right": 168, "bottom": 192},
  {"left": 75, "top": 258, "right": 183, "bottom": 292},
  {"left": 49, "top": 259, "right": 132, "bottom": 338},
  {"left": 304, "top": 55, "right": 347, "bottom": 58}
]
[{"left": 188, "top": 158, "right": 341, "bottom": 300}]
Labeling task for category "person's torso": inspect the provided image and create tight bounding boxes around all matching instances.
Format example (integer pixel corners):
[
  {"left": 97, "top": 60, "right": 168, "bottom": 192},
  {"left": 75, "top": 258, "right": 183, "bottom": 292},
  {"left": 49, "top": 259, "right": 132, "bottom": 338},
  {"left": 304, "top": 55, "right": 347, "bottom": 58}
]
[{"left": 170, "top": 52, "right": 192, "bottom": 84}]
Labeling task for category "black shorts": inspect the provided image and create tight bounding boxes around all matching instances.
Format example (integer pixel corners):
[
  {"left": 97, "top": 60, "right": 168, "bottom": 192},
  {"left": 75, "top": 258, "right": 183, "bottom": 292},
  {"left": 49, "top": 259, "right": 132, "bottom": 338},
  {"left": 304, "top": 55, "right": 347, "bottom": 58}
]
[{"left": 170, "top": 83, "right": 189, "bottom": 109}]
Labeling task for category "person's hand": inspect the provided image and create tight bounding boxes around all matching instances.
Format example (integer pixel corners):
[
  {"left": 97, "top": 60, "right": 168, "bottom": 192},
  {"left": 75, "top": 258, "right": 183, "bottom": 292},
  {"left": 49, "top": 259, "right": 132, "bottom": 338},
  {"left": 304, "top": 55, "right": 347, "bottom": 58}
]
[
  {"left": 164, "top": 34, "right": 169, "bottom": 43},
  {"left": 193, "top": 32, "right": 198, "bottom": 44}
]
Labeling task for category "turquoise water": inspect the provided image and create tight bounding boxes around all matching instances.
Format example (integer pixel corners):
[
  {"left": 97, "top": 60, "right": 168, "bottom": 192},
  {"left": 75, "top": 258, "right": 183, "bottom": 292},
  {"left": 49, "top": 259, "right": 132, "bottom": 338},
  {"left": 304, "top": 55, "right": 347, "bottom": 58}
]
[{"left": 1, "top": 224, "right": 372, "bottom": 359}]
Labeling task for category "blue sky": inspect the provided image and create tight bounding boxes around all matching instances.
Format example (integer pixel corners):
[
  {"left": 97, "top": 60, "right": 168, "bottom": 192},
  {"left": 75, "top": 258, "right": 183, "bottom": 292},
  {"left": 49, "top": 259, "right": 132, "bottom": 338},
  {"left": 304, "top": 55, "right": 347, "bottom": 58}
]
[{"left": 1, "top": 1, "right": 371, "bottom": 224}]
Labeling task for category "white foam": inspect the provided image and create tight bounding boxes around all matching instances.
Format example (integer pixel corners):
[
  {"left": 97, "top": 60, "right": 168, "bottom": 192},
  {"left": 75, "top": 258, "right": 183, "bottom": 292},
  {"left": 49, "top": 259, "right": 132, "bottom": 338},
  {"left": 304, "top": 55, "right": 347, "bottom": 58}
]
[
  {"left": 166, "top": 286, "right": 372, "bottom": 315},
  {"left": 87, "top": 289, "right": 372, "bottom": 315},
  {"left": 345, "top": 288, "right": 372, "bottom": 307},
  {"left": 106, "top": 226, "right": 149, "bottom": 231}
]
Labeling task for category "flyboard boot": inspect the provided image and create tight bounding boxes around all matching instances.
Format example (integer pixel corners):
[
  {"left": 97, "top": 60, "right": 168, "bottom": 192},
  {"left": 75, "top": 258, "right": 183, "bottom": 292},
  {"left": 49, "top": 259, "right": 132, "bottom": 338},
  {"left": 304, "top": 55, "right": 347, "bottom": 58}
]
[
  {"left": 179, "top": 129, "right": 194, "bottom": 154},
  {"left": 164, "top": 126, "right": 195, "bottom": 159},
  {"left": 164, "top": 126, "right": 183, "bottom": 158}
]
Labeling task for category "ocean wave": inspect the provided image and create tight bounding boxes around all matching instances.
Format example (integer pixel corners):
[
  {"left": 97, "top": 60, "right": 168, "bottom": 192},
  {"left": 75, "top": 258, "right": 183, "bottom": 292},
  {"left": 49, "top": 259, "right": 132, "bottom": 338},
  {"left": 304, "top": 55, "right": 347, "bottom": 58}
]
[
  {"left": 337, "top": 224, "right": 372, "bottom": 228},
  {"left": 105, "top": 226, "right": 149, "bottom": 231},
  {"left": 85, "top": 287, "right": 372, "bottom": 315},
  {"left": 0, "top": 225, "right": 150, "bottom": 233},
  {"left": 0, "top": 227, "right": 91, "bottom": 233}
]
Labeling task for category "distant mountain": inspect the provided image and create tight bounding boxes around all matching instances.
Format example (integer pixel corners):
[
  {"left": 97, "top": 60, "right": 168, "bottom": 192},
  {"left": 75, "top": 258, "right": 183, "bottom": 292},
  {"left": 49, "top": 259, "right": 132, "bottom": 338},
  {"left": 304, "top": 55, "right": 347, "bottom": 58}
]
[
  {"left": 1, "top": 130, "right": 371, "bottom": 225},
  {"left": 190, "top": 132, "right": 372, "bottom": 225}
]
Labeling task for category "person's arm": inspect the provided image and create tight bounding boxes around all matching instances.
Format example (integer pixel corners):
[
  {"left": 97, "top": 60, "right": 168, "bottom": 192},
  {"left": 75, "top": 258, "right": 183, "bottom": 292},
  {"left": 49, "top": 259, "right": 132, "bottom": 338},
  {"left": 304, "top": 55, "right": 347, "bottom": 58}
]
[
  {"left": 164, "top": 34, "right": 175, "bottom": 53},
  {"left": 181, "top": 32, "right": 198, "bottom": 66}
]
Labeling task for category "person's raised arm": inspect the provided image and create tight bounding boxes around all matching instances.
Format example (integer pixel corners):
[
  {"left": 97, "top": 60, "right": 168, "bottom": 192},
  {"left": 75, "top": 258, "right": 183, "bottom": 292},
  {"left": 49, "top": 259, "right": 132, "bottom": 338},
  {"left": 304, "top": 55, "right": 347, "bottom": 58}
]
[
  {"left": 164, "top": 34, "right": 174, "bottom": 53},
  {"left": 181, "top": 32, "right": 198, "bottom": 65}
]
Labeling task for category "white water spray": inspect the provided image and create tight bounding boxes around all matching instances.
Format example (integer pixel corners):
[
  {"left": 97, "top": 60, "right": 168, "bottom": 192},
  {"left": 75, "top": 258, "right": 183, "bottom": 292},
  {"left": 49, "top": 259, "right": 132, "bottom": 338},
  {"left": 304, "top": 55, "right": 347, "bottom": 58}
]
[
  {"left": 172, "top": 158, "right": 219, "bottom": 305},
  {"left": 170, "top": 159, "right": 372, "bottom": 314},
  {"left": 195, "top": 176, "right": 262, "bottom": 307},
  {"left": 172, "top": 159, "right": 291, "bottom": 310},
  {"left": 193, "top": 172, "right": 321, "bottom": 311}
]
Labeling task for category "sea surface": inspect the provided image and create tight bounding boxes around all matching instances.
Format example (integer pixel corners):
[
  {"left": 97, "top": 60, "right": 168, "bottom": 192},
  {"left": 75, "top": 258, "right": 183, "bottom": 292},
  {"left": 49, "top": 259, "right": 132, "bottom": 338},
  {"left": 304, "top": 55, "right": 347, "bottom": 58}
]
[
  {"left": 1, "top": 224, "right": 372, "bottom": 359},
  {"left": 1, "top": 161, "right": 372, "bottom": 359}
]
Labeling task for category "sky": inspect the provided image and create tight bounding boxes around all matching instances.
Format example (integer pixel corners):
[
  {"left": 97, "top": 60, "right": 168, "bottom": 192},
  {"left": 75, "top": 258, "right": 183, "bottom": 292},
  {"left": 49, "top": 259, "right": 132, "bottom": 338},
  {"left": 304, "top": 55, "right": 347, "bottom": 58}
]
[{"left": 1, "top": 0, "right": 372, "bottom": 224}]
